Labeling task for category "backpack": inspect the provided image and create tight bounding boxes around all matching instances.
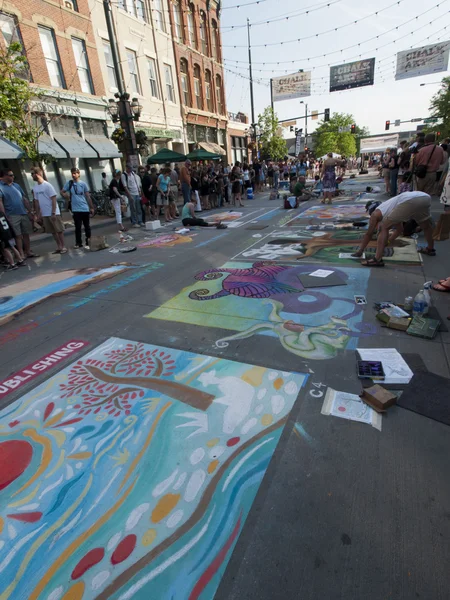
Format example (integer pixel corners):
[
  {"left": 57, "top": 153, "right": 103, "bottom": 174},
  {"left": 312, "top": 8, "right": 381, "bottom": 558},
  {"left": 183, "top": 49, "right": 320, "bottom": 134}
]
[{"left": 67, "top": 180, "right": 73, "bottom": 212}]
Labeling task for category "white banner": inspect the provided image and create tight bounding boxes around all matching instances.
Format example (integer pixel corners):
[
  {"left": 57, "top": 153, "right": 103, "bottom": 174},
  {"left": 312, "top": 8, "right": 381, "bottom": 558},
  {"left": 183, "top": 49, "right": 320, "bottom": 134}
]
[
  {"left": 272, "top": 72, "right": 311, "bottom": 101},
  {"left": 360, "top": 134, "right": 399, "bottom": 153},
  {"left": 395, "top": 42, "right": 450, "bottom": 80}
]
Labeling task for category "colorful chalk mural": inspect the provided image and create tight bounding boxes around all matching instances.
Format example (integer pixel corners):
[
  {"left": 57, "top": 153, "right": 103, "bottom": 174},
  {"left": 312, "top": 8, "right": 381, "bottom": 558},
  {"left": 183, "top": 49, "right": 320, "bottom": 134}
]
[
  {"left": 204, "top": 212, "right": 243, "bottom": 224},
  {"left": 137, "top": 233, "right": 197, "bottom": 249},
  {"left": 0, "top": 265, "right": 132, "bottom": 327},
  {"left": 233, "top": 230, "right": 421, "bottom": 265},
  {"left": 0, "top": 337, "right": 306, "bottom": 599},
  {"left": 286, "top": 204, "right": 367, "bottom": 224},
  {"left": 148, "top": 261, "right": 373, "bottom": 360}
]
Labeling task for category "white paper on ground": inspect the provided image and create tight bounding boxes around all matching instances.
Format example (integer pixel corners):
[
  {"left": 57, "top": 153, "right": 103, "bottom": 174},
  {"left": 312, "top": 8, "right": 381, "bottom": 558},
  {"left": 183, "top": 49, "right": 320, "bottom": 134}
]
[
  {"left": 356, "top": 348, "right": 413, "bottom": 384},
  {"left": 321, "top": 387, "right": 382, "bottom": 431},
  {"left": 308, "top": 269, "right": 334, "bottom": 278},
  {"left": 339, "top": 252, "right": 365, "bottom": 259}
]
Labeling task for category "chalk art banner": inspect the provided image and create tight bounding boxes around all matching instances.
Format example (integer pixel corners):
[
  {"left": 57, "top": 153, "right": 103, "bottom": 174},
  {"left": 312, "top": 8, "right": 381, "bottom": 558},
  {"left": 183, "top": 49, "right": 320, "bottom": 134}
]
[
  {"left": 272, "top": 71, "right": 311, "bottom": 101},
  {"left": 329, "top": 58, "right": 375, "bottom": 92},
  {"left": 395, "top": 42, "right": 450, "bottom": 80}
]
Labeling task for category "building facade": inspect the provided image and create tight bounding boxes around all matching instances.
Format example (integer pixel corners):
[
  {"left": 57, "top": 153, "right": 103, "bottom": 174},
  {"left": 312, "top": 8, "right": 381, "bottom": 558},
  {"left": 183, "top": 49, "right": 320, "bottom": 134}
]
[
  {"left": 168, "top": 0, "right": 227, "bottom": 156},
  {"left": 227, "top": 112, "right": 249, "bottom": 165},
  {"left": 89, "top": 0, "right": 185, "bottom": 159},
  {"left": 0, "top": 0, "right": 120, "bottom": 194}
]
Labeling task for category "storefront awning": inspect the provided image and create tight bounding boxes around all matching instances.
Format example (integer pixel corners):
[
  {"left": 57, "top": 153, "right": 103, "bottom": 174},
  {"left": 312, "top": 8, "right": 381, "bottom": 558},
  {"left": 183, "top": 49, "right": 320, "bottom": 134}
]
[
  {"left": 0, "top": 136, "right": 23, "bottom": 159},
  {"left": 38, "top": 134, "right": 67, "bottom": 159},
  {"left": 199, "top": 141, "right": 226, "bottom": 156},
  {"left": 85, "top": 135, "right": 122, "bottom": 158},
  {"left": 53, "top": 134, "right": 98, "bottom": 158}
]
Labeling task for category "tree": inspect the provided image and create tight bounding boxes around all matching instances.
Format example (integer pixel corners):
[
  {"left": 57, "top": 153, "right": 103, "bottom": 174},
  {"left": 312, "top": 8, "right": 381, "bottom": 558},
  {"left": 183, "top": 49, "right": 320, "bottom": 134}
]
[
  {"left": 427, "top": 77, "right": 450, "bottom": 138},
  {"left": 313, "top": 112, "right": 368, "bottom": 157},
  {"left": 257, "top": 106, "right": 287, "bottom": 160},
  {"left": 0, "top": 42, "right": 46, "bottom": 162}
]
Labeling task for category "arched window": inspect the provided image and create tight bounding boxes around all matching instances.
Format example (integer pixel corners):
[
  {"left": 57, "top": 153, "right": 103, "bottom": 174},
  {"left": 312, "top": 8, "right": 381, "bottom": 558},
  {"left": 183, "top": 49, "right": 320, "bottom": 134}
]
[
  {"left": 180, "top": 58, "right": 190, "bottom": 106},
  {"left": 172, "top": 2, "right": 183, "bottom": 43},
  {"left": 205, "top": 70, "right": 212, "bottom": 111},
  {"left": 199, "top": 11, "right": 209, "bottom": 56},
  {"left": 193, "top": 64, "right": 203, "bottom": 109},
  {"left": 211, "top": 20, "right": 219, "bottom": 60},
  {"left": 215, "top": 74, "right": 223, "bottom": 114},
  {"left": 187, "top": 4, "right": 196, "bottom": 48}
]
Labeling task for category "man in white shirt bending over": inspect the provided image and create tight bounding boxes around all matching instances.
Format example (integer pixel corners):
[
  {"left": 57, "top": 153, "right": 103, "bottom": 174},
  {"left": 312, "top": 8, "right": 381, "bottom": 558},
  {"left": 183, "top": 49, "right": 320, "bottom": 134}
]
[
  {"left": 351, "top": 191, "right": 434, "bottom": 267},
  {"left": 31, "top": 168, "right": 67, "bottom": 254}
]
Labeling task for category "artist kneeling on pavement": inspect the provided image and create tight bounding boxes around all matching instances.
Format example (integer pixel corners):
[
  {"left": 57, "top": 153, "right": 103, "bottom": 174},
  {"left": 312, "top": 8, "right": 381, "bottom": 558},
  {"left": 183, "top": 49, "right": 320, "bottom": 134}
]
[
  {"left": 181, "top": 200, "right": 227, "bottom": 229},
  {"left": 61, "top": 167, "right": 94, "bottom": 250},
  {"left": 352, "top": 191, "right": 435, "bottom": 267}
]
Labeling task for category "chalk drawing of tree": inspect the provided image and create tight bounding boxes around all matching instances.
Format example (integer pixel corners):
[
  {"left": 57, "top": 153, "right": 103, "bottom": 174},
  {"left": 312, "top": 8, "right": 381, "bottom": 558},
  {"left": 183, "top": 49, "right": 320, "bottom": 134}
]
[{"left": 60, "top": 343, "right": 214, "bottom": 417}]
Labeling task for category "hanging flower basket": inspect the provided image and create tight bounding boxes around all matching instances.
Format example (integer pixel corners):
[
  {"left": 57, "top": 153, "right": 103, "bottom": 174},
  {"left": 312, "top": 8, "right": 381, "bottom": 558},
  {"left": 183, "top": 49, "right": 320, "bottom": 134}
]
[{"left": 111, "top": 128, "right": 126, "bottom": 144}]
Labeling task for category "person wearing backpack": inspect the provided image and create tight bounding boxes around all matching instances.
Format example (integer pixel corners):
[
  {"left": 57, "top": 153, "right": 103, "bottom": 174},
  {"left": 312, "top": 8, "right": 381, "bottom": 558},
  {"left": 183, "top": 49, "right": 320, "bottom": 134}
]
[
  {"left": 61, "top": 167, "right": 94, "bottom": 249},
  {"left": 109, "top": 169, "right": 128, "bottom": 231}
]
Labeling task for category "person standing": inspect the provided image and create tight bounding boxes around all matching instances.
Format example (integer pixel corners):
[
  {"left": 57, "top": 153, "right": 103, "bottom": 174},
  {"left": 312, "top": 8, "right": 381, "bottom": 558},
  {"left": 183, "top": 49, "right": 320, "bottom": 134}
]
[
  {"left": 388, "top": 148, "right": 399, "bottom": 197},
  {"left": 180, "top": 159, "right": 192, "bottom": 205},
  {"left": 61, "top": 167, "right": 94, "bottom": 249},
  {"left": 101, "top": 172, "right": 108, "bottom": 191},
  {"left": 414, "top": 133, "right": 445, "bottom": 195},
  {"left": 31, "top": 168, "right": 67, "bottom": 254},
  {"left": 156, "top": 167, "right": 172, "bottom": 223},
  {"left": 121, "top": 164, "right": 143, "bottom": 228},
  {"left": 382, "top": 150, "right": 391, "bottom": 194},
  {"left": 109, "top": 169, "right": 127, "bottom": 231},
  {"left": 0, "top": 169, "right": 38, "bottom": 259},
  {"left": 321, "top": 153, "right": 339, "bottom": 204}
]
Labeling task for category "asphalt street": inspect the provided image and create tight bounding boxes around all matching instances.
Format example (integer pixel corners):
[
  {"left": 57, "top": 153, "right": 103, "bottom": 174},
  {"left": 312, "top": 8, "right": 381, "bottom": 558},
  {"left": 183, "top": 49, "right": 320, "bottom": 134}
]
[{"left": 0, "top": 179, "right": 449, "bottom": 600}]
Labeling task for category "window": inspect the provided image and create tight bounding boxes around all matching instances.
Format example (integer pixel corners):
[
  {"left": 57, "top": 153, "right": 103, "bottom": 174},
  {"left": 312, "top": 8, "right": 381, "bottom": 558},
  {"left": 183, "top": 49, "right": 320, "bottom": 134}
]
[
  {"left": 126, "top": 49, "right": 141, "bottom": 95},
  {"left": 125, "top": 0, "right": 137, "bottom": 16},
  {"left": 173, "top": 2, "right": 183, "bottom": 43},
  {"left": 211, "top": 20, "right": 218, "bottom": 60},
  {"left": 136, "top": 0, "right": 146, "bottom": 20},
  {"left": 65, "top": 0, "right": 79, "bottom": 11},
  {"left": 38, "top": 27, "right": 65, "bottom": 88},
  {"left": 193, "top": 64, "right": 202, "bottom": 110},
  {"left": 147, "top": 58, "right": 160, "bottom": 98},
  {"left": 72, "top": 38, "right": 94, "bottom": 94},
  {"left": 153, "top": 0, "right": 166, "bottom": 32},
  {"left": 103, "top": 41, "right": 118, "bottom": 89},
  {"left": 205, "top": 70, "right": 212, "bottom": 112},
  {"left": 216, "top": 74, "right": 223, "bottom": 114},
  {"left": 164, "top": 64, "right": 175, "bottom": 102},
  {"left": 199, "top": 11, "right": 208, "bottom": 55},
  {"left": 0, "top": 12, "right": 20, "bottom": 47},
  {"left": 180, "top": 59, "right": 190, "bottom": 106},
  {"left": 187, "top": 5, "right": 196, "bottom": 48}
]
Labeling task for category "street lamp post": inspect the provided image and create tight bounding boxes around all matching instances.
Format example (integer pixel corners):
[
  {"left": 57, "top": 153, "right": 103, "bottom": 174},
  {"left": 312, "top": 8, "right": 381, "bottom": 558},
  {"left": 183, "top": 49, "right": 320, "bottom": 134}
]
[{"left": 300, "top": 101, "right": 308, "bottom": 153}]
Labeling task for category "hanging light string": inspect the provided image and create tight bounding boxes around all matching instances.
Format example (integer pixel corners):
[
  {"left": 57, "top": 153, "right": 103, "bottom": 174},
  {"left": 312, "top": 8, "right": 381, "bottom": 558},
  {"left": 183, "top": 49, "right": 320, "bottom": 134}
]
[
  {"left": 222, "top": 0, "right": 271, "bottom": 9},
  {"left": 221, "top": 0, "right": 342, "bottom": 31}
]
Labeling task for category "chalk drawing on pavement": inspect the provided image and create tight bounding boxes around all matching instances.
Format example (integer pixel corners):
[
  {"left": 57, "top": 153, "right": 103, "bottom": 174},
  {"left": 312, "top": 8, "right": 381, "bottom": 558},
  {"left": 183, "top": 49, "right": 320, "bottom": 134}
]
[
  {"left": 0, "top": 337, "right": 306, "bottom": 599},
  {"left": 137, "top": 233, "right": 197, "bottom": 248}
]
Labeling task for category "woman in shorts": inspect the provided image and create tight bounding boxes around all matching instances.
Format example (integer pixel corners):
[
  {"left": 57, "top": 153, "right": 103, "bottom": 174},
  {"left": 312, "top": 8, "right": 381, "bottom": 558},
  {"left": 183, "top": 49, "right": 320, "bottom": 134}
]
[{"left": 156, "top": 168, "right": 172, "bottom": 223}]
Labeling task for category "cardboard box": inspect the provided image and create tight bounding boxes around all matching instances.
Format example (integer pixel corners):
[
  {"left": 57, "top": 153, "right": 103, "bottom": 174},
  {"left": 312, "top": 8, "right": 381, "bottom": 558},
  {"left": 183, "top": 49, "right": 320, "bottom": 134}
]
[
  {"left": 145, "top": 220, "right": 161, "bottom": 230},
  {"left": 359, "top": 384, "right": 397, "bottom": 413}
]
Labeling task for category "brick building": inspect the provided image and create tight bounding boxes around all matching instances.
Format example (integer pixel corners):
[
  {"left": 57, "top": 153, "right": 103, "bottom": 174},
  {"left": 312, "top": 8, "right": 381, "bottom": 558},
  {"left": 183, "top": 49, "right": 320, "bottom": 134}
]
[
  {"left": 0, "top": 0, "right": 119, "bottom": 193},
  {"left": 167, "top": 0, "right": 227, "bottom": 156}
]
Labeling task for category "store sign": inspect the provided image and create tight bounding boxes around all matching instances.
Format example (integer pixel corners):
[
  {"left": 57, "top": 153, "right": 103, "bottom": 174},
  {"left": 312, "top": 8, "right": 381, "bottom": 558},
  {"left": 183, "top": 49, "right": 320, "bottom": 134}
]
[
  {"left": 395, "top": 42, "right": 450, "bottom": 80},
  {"left": 31, "top": 101, "right": 107, "bottom": 120},
  {"left": 141, "top": 127, "right": 182, "bottom": 139},
  {"left": 272, "top": 71, "right": 311, "bottom": 101},
  {"left": 329, "top": 58, "right": 375, "bottom": 92}
]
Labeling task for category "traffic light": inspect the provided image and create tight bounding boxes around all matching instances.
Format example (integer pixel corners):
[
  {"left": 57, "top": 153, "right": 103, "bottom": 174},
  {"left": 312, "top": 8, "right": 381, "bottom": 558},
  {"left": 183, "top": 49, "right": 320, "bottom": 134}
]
[
  {"left": 351, "top": 124, "right": 356, "bottom": 134},
  {"left": 437, "top": 131, "right": 441, "bottom": 138},
  {"left": 385, "top": 120, "right": 390, "bottom": 131},
  {"left": 290, "top": 126, "right": 294, "bottom": 132},
  {"left": 324, "top": 108, "right": 330, "bottom": 122},
  {"left": 294, "top": 128, "right": 298, "bottom": 135}
]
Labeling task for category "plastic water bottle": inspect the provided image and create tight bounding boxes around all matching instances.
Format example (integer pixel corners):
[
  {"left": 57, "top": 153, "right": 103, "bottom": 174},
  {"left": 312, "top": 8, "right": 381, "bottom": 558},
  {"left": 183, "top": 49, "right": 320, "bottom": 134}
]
[
  {"left": 423, "top": 282, "right": 432, "bottom": 315},
  {"left": 412, "top": 289, "right": 427, "bottom": 316},
  {"left": 247, "top": 187, "right": 254, "bottom": 200}
]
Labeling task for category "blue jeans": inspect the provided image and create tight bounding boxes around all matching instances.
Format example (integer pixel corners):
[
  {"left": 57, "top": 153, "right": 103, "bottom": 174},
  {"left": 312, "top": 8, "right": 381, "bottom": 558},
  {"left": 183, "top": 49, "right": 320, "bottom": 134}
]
[
  {"left": 129, "top": 194, "right": 142, "bottom": 225},
  {"left": 274, "top": 172, "right": 279, "bottom": 189},
  {"left": 390, "top": 169, "right": 399, "bottom": 197},
  {"left": 181, "top": 182, "right": 191, "bottom": 205}
]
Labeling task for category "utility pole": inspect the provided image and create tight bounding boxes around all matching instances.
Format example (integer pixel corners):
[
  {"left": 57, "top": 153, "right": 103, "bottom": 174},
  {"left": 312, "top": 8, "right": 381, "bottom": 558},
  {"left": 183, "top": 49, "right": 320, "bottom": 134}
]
[
  {"left": 304, "top": 102, "right": 308, "bottom": 148},
  {"left": 247, "top": 18, "right": 256, "bottom": 159},
  {"left": 270, "top": 79, "right": 274, "bottom": 111},
  {"left": 103, "top": 0, "right": 139, "bottom": 167}
]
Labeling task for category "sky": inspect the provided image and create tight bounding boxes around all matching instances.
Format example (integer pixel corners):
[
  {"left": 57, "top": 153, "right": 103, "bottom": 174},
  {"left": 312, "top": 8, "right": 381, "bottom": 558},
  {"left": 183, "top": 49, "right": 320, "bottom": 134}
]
[{"left": 220, "top": 0, "right": 450, "bottom": 137}]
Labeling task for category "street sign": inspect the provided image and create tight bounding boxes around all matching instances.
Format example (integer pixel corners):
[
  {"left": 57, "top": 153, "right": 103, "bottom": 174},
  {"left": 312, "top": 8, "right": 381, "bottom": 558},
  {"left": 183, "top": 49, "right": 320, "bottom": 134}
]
[
  {"left": 424, "top": 117, "right": 438, "bottom": 123},
  {"left": 311, "top": 110, "right": 319, "bottom": 120},
  {"left": 410, "top": 118, "right": 422, "bottom": 122},
  {"left": 394, "top": 119, "right": 401, "bottom": 126}
]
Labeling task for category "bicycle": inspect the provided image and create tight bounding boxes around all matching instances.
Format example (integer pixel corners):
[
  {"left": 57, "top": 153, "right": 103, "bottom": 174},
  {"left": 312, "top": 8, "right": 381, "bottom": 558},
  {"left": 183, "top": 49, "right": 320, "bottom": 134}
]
[{"left": 91, "top": 190, "right": 115, "bottom": 218}]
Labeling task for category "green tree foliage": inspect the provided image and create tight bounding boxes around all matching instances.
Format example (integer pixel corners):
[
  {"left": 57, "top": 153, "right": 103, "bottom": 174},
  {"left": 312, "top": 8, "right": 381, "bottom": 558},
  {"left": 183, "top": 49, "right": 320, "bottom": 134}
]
[
  {"left": 313, "top": 112, "right": 368, "bottom": 157},
  {"left": 257, "top": 106, "right": 287, "bottom": 160},
  {"left": 428, "top": 77, "right": 450, "bottom": 138},
  {"left": 0, "top": 42, "right": 44, "bottom": 162}
]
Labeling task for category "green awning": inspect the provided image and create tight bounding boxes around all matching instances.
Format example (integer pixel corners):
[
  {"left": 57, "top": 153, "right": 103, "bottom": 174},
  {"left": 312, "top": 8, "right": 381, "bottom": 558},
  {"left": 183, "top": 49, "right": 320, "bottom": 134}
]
[{"left": 147, "top": 148, "right": 187, "bottom": 164}]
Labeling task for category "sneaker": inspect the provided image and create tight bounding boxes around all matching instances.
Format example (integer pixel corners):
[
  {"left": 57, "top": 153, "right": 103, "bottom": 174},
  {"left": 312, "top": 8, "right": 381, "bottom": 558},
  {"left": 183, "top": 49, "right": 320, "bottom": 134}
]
[
  {"left": 133, "top": 224, "right": 140, "bottom": 229},
  {"left": 139, "top": 223, "right": 145, "bottom": 228},
  {"left": 5, "top": 264, "right": 18, "bottom": 271},
  {"left": 73, "top": 245, "right": 83, "bottom": 249},
  {"left": 84, "top": 245, "right": 90, "bottom": 251},
  {"left": 17, "top": 260, "right": 27, "bottom": 267}
]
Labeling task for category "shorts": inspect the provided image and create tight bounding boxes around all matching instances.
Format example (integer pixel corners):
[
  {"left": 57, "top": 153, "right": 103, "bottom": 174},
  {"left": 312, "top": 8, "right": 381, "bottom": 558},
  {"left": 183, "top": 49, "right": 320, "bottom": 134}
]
[
  {"left": 8, "top": 214, "right": 32, "bottom": 235},
  {"left": 43, "top": 215, "right": 64, "bottom": 234},
  {"left": 383, "top": 195, "right": 431, "bottom": 228},
  {"left": 157, "top": 193, "right": 169, "bottom": 206}
]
